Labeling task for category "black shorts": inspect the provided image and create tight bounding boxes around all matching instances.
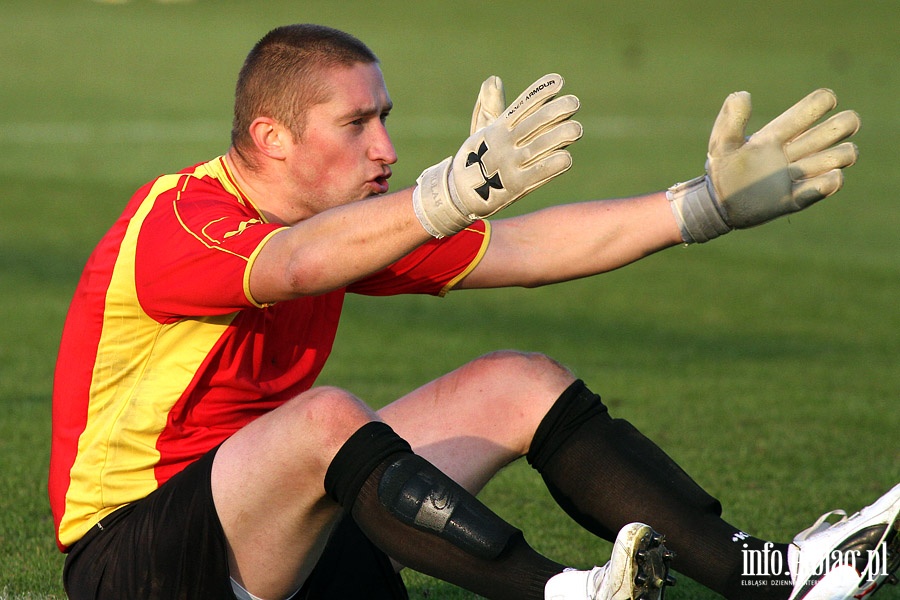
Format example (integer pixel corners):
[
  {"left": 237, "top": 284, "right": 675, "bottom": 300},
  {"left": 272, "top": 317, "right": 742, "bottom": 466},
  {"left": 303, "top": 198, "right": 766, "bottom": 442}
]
[{"left": 63, "top": 445, "right": 408, "bottom": 600}]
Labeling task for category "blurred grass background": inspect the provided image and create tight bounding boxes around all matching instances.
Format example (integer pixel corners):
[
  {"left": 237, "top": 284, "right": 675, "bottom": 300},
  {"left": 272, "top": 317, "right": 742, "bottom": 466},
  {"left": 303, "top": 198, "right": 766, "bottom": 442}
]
[{"left": 0, "top": 0, "right": 897, "bottom": 597}]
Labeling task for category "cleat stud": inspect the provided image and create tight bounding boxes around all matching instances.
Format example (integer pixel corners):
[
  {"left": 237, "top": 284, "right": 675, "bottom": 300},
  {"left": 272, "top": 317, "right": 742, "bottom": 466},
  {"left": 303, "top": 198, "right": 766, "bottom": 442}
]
[
  {"left": 636, "top": 550, "right": 647, "bottom": 560},
  {"left": 634, "top": 573, "right": 648, "bottom": 586},
  {"left": 665, "top": 574, "right": 678, "bottom": 587},
  {"left": 887, "top": 574, "right": 898, "bottom": 585}
]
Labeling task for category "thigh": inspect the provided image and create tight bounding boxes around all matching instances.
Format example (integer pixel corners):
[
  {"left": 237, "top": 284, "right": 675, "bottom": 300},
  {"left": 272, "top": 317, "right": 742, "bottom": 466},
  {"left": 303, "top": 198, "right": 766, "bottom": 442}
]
[
  {"left": 296, "top": 513, "right": 409, "bottom": 600},
  {"left": 63, "top": 446, "right": 234, "bottom": 600},
  {"left": 378, "top": 350, "right": 575, "bottom": 495},
  {"left": 211, "top": 386, "right": 378, "bottom": 598}
]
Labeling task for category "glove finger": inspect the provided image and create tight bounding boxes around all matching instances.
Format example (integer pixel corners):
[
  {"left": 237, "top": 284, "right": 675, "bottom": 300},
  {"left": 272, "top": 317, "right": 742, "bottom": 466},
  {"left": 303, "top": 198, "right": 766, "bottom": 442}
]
[
  {"left": 471, "top": 76, "right": 506, "bottom": 134},
  {"left": 513, "top": 94, "right": 581, "bottom": 144},
  {"left": 789, "top": 141, "right": 859, "bottom": 180},
  {"left": 784, "top": 110, "right": 861, "bottom": 162},
  {"left": 520, "top": 150, "right": 574, "bottom": 189},
  {"left": 708, "top": 91, "right": 752, "bottom": 157},
  {"left": 480, "top": 150, "right": 574, "bottom": 217},
  {"left": 755, "top": 88, "right": 838, "bottom": 144},
  {"left": 503, "top": 73, "right": 565, "bottom": 127},
  {"left": 517, "top": 120, "right": 584, "bottom": 167},
  {"left": 791, "top": 169, "right": 844, "bottom": 209}
]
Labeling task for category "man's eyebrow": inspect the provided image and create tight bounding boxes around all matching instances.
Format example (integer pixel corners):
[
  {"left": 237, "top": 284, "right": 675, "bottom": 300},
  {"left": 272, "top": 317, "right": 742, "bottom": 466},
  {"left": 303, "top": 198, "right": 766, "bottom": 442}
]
[{"left": 343, "top": 101, "right": 393, "bottom": 120}]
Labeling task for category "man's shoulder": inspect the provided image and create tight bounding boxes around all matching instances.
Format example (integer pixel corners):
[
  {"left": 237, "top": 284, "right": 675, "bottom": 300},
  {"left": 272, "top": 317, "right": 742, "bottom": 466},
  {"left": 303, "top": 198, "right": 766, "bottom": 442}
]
[{"left": 137, "top": 156, "right": 252, "bottom": 215}]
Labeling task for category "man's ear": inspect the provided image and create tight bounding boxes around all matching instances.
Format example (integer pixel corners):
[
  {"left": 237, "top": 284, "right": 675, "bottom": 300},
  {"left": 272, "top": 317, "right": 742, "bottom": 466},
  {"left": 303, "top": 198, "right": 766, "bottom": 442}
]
[{"left": 247, "top": 117, "right": 289, "bottom": 160}]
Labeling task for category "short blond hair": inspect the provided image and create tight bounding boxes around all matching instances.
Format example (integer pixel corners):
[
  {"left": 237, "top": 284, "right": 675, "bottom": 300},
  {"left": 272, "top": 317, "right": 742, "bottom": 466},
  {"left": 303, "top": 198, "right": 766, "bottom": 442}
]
[{"left": 230, "top": 24, "right": 379, "bottom": 169}]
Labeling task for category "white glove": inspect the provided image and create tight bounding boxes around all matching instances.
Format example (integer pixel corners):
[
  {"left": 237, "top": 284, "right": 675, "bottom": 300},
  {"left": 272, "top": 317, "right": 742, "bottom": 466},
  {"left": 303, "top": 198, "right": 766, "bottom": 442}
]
[
  {"left": 668, "top": 89, "right": 861, "bottom": 243},
  {"left": 413, "top": 74, "right": 582, "bottom": 238}
]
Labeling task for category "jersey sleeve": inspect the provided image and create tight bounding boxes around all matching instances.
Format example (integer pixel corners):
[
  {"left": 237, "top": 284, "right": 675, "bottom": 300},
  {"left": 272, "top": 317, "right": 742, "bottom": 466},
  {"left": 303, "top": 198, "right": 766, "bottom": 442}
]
[
  {"left": 348, "top": 220, "right": 490, "bottom": 297},
  {"left": 134, "top": 174, "right": 285, "bottom": 320},
  {"left": 137, "top": 169, "right": 491, "bottom": 317}
]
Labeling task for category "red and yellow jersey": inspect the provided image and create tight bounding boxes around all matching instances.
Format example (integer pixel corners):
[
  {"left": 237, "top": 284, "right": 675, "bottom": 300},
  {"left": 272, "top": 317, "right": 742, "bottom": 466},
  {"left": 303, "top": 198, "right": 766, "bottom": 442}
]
[{"left": 49, "top": 156, "right": 490, "bottom": 551}]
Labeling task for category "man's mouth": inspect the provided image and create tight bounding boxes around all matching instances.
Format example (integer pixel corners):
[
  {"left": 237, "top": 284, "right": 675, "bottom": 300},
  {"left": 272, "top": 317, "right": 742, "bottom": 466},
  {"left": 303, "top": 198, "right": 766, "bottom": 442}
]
[{"left": 368, "top": 170, "right": 391, "bottom": 195}]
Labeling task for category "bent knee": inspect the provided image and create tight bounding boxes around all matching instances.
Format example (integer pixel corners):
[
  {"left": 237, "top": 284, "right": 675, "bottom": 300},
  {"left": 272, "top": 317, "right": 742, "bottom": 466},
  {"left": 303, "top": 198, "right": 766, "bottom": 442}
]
[
  {"left": 469, "top": 350, "right": 573, "bottom": 387},
  {"left": 281, "top": 386, "right": 379, "bottom": 453},
  {"left": 458, "top": 351, "right": 576, "bottom": 420}
]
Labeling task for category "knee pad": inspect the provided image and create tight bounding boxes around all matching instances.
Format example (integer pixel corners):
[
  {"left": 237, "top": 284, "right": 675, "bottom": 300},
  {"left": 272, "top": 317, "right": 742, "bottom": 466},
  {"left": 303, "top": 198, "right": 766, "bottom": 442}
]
[{"left": 377, "top": 454, "right": 519, "bottom": 560}]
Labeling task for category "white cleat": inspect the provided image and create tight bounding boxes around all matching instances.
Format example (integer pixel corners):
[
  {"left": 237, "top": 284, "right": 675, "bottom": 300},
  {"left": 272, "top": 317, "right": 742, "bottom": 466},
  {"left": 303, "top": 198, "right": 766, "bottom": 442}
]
[
  {"left": 788, "top": 483, "right": 900, "bottom": 600},
  {"left": 545, "top": 522, "right": 676, "bottom": 600}
]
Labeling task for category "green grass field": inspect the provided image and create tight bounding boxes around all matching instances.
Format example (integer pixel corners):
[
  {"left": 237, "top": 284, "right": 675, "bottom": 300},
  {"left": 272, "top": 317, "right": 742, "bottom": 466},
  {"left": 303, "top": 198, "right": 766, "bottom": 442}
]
[{"left": 1, "top": 0, "right": 898, "bottom": 598}]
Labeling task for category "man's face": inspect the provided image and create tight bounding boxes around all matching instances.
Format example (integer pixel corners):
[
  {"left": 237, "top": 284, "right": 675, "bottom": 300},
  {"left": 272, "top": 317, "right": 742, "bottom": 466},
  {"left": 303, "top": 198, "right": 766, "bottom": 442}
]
[{"left": 283, "top": 61, "right": 397, "bottom": 218}]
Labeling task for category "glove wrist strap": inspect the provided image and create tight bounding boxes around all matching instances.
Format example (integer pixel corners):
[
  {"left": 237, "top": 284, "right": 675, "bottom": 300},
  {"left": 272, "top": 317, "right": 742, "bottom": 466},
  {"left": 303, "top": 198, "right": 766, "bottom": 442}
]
[
  {"left": 412, "top": 157, "right": 474, "bottom": 238},
  {"left": 667, "top": 175, "right": 733, "bottom": 244}
]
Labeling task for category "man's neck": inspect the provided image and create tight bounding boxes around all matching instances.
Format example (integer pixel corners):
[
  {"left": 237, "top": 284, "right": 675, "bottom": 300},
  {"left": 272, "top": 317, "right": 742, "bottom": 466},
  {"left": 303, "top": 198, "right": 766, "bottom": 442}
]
[{"left": 223, "top": 148, "right": 290, "bottom": 225}]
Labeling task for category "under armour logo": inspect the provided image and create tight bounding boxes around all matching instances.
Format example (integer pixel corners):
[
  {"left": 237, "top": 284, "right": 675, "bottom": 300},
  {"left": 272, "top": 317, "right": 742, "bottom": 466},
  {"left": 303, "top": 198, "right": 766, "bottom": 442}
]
[
  {"left": 732, "top": 531, "right": 751, "bottom": 543},
  {"left": 466, "top": 141, "right": 504, "bottom": 201}
]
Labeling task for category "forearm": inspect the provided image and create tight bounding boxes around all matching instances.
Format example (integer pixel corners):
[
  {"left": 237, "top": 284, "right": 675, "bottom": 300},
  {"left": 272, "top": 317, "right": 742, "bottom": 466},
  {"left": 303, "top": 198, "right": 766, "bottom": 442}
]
[
  {"left": 250, "top": 188, "right": 430, "bottom": 301},
  {"left": 459, "top": 191, "right": 682, "bottom": 289}
]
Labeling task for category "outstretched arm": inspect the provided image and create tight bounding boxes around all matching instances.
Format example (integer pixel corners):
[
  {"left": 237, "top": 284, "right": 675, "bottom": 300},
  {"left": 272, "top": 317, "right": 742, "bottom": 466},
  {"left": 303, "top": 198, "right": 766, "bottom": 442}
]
[
  {"left": 459, "top": 83, "right": 860, "bottom": 290},
  {"left": 458, "top": 191, "right": 681, "bottom": 289}
]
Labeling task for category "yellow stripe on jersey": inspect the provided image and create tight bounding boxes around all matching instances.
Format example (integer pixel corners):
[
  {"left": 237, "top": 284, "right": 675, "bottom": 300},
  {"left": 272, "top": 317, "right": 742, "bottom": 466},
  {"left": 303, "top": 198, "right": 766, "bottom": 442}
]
[
  {"left": 58, "top": 174, "right": 239, "bottom": 546},
  {"left": 439, "top": 220, "right": 492, "bottom": 297}
]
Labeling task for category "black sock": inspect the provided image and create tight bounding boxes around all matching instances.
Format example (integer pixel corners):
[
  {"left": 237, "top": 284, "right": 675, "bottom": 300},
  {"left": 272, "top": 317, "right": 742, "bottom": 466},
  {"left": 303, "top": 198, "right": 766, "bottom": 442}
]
[
  {"left": 325, "top": 422, "right": 565, "bottom": 600},
  {"left": 527, "top": 380, "right": 791, "bottom": 599}
]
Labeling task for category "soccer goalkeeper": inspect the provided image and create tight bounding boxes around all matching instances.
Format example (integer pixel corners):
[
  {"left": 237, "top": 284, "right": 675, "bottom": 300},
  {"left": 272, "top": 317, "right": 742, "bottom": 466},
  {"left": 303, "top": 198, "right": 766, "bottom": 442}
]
[{"left": 50, "top": 23, "right": 898, "bottom": 600}]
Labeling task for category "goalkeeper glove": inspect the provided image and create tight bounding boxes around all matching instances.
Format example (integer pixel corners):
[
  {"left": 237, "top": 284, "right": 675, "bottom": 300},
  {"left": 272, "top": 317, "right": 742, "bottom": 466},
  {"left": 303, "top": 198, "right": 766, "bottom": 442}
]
[
  {"left": 413, "top": 73, "right": 583, "bottom": 238},
  {"left": 668, "top": 88, "right": 861, "bottom": 243}
]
